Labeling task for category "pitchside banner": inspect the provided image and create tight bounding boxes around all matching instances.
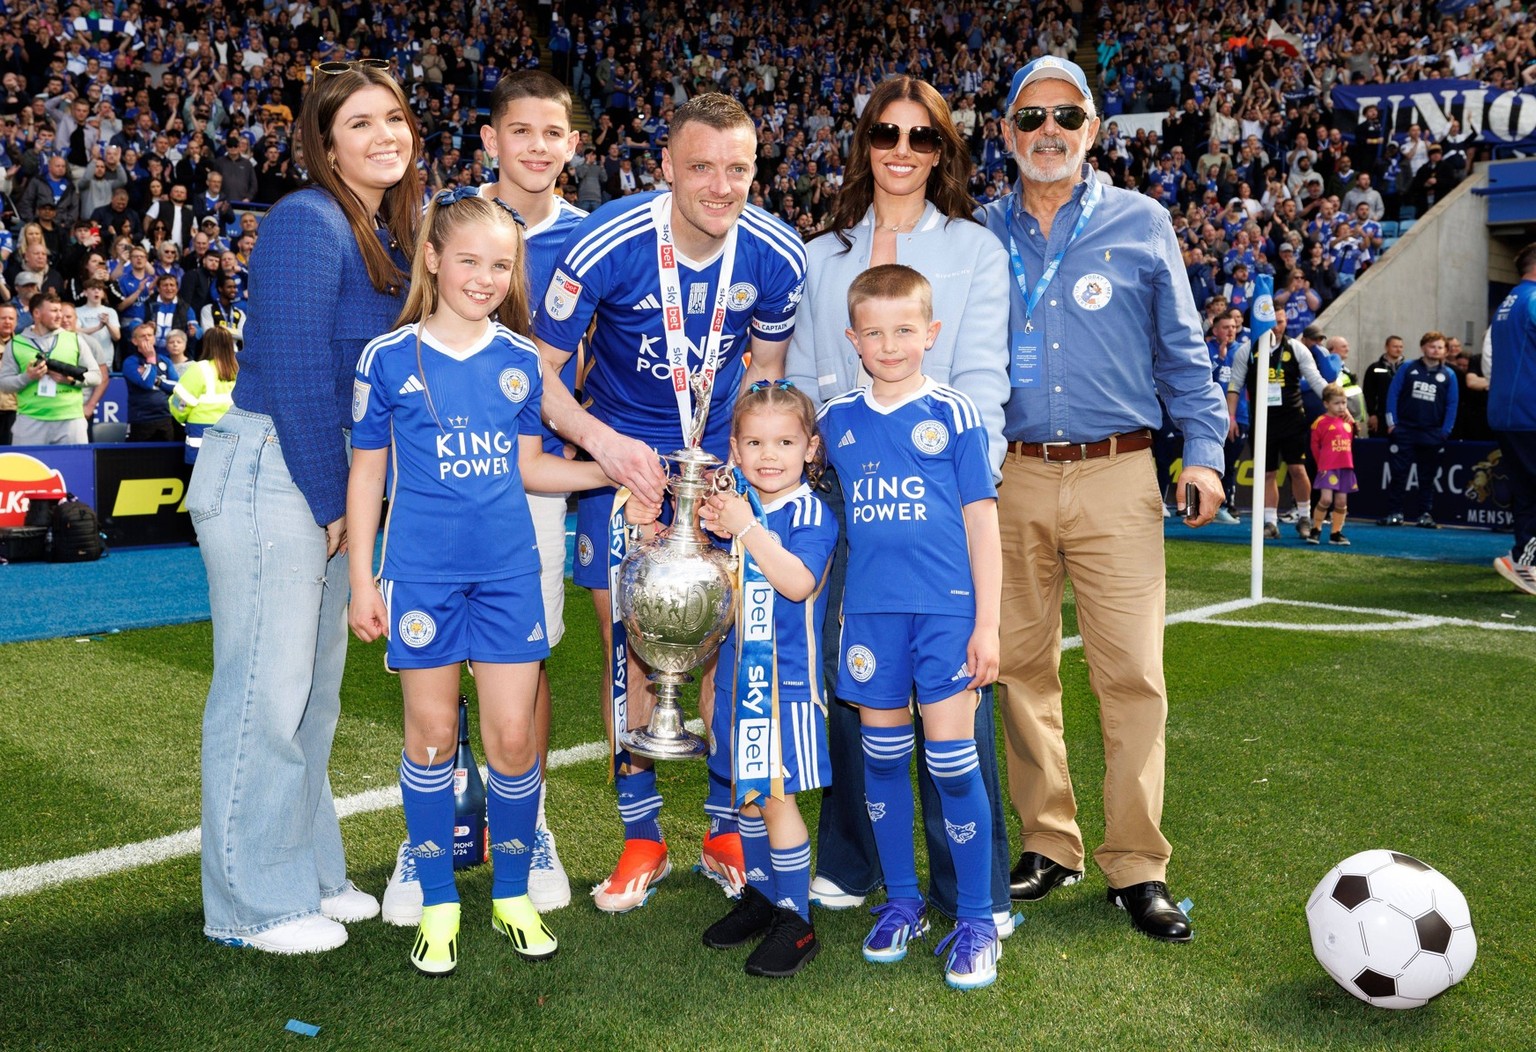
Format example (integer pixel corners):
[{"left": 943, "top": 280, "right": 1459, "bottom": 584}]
[
  {"left": 1331, "top": 81, "right": 1536, "bottom": 149},
  {"left": 0, "top": 443, "right": 192, "bottom": 544}
]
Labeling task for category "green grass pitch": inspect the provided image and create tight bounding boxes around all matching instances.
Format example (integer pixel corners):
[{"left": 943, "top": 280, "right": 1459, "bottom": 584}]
[{"left": 1, "top": 540, "right": 1532, "bottom": 1051}]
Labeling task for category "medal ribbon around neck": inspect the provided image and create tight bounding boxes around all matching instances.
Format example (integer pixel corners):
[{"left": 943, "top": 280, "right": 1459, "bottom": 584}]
[
  {"left": 729, "top": 468, "right": 783, "bottom": 807},
  {"left": 652, "top": 192, "right": 739, "bottom": 448}
]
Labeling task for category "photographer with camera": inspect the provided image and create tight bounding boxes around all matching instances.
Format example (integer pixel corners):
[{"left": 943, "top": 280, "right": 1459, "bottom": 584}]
[
  {"left": 0, "top": 289, "right": 101, "bottom": 445},
  {"left": 122, "top": 322, "right": 179, "bottom": 442}
]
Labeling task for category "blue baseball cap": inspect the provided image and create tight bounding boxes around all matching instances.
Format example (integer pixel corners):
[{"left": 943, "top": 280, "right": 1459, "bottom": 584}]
[{"left": 1007, "top": 56, "right": 1093, "bottom": 112}]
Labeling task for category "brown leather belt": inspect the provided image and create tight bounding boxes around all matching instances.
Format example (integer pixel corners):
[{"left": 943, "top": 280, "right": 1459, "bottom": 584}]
[{"left": 1007, "top": 429, "right": 1154, "bottom": 463}]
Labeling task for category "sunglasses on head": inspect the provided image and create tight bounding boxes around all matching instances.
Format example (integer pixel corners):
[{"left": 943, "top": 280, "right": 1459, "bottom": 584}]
[
  {"left": 746, "top": 379, "right": 796, "bottom": 393},
  {"left": 1010, "top": 104, "right": 1089, "bottom": 133},
  {"left": 866, "top": 122, "right": 941, "bottom": 154},
  {"left": 316, "top": 57, "right": 390, "bottom": 75}
]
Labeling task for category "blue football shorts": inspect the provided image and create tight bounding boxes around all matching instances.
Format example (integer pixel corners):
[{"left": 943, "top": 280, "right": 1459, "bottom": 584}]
[
  {"left": 381, "top": 572, "right": 550, "bottom": 669},
  {"left": 836, "top": 611, "right": 976, "bottom": 707}
]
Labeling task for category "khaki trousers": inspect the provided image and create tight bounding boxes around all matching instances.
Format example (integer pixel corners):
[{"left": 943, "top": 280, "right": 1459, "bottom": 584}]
[{"left": 997, "top": 446, "right": 1172, "bottom": 888}]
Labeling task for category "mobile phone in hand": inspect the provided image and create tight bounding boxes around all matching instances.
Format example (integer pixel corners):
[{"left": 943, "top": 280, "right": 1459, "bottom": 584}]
[{"left": 1183, "top": 482, "right": 1200, "bottom": 521}]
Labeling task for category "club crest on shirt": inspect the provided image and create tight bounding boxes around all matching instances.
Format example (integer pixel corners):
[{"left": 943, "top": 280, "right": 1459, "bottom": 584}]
[
  {"left": 847, "top": 644, "right": 876, "bottom": 682},
  {"left": 398, "top": 610, "right": 436, "bottom": 648},
  {"left": 727, "top": 282, "right": 758, "bottom": 311},
  {"left": 577, "top": 533, "right": 595, "bottom": 566},
  {"left": 544, "top": 270, "right": 581, "bottom": 321},
  {"left": 911, "top": 419, "right": 949, "bottom": 454},
  {"left": 351, "top": 379, "right": 370, "bottom": 422},
  {"left": 1073, "top": 273, "right": 1113, "bottom": 311},
  {"left": 499, "top": 367, "right": 530, "bottom": 403}
]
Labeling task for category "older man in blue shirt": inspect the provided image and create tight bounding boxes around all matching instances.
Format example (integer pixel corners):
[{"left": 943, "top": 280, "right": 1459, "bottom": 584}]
[{"left": 979, "top": 57, "right": 1228, "bottom": 943}]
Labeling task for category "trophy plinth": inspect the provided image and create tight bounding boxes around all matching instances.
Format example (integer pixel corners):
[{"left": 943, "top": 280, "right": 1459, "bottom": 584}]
[{"left": 616, "top": 448, "right": 736, "bottom": 761}]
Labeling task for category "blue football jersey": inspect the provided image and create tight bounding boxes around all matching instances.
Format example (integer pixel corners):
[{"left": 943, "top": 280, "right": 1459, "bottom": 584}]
[
  {"left": 518, "top": 193, "right": 587, "bottom": 455},
  {"left": 819, "top": 379, "right": 996, "bottom": 616},
  {"left": 352, "top": 320, "right": 545, "bottom": 583},
  {"left": 715, "top": 483, "right": 838, "bottom": 702},
  {"left": 531, "top": 191, "right": 807, "bottom": 457}
]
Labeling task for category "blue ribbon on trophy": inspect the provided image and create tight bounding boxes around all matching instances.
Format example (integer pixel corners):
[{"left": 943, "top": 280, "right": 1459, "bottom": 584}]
[
  {"left": 729, "top": 467, "right": 783, "bottom": 807},
  {"left": 607, "top": 486, "right": 632, "bottom": 778}
]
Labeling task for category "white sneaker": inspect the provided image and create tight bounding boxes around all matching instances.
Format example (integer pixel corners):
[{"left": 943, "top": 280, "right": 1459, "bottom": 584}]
[
  {"left": 381, "top": 839, "right": 423, "bottom": 927},
  {"left": 321, "top": 880, "right": 380, "bottom": 922},
  {"left": 226, "top": 915, "right": 348, "bottom": 955},
  {"left": 528, "top": 823, "right": 572, "bottom": 912},
  {"left": 1495, "top": 555, "right": 1536, "bottom": 596},
  {"left": 994, "top": 908, "right": 1021, "bottom": 940},
  {"left": 808, "top": 874, "right": 866, "bottom": 909}
]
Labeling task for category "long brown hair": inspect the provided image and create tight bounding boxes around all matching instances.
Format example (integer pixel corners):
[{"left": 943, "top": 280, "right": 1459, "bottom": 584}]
[
  {"left": 812, "top": 76, "right": 979, "bottom": 250},
  {"left": 202, "top": 327, "right": 240, "bottom": 383},
  {"left": 296, "top": 64, "right": 422, "bottom": 294}
]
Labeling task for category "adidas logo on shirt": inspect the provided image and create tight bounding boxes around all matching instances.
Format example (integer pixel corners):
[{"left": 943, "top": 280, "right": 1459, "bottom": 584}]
[
  {"left": 631, "top": 293, "right": 661, "bottom": 311},
  {"left": 526, "top": 624, "right": 545, "bottom": 643},
  {"left": 838, "top": 430, "right": 856, "bottom": 447},
  {"left": 398, "top": 374, "right": 425, "bottom": 396}
]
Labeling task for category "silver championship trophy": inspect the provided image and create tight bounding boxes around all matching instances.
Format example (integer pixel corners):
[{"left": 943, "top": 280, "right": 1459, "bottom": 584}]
[{"left": 615, "top": 375, "right": 736, "bottom": 760}]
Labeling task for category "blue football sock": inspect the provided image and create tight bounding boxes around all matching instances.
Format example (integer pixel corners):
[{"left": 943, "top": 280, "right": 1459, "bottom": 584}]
[
  {"left": 925, "top": 738, "right": 993, "bottom": 923},
  {"left": 616, "top": 764, "right": 663, "bottom": 842},
  {"left": 771, "top": 839, "right": 812, "bottom": 921},
  {"left": 860, "top": 723, "right": 918, "bottom": 903},
  {"left": 399, "top": 751, "right": 457, "bottom": 908},
  {"left": 487, "top": 759, "right": 542, "bottom": 900},
  {"left": 704, "top": 770, "right": 738, "bottom": 836},
  {"left": 738, "top": 812, "right": 772, "bottom": 898}
]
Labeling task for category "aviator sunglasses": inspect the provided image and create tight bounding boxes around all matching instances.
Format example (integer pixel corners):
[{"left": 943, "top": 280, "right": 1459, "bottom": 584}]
[
  {"left": 317, "top": 57, "right": 391, "bottom": 75},
  {"left": 1010, "top": 104, "right": 1089, "bottom": 133},
  {"left": 866, "top": 122, "right": 942, "bottom": 154}
]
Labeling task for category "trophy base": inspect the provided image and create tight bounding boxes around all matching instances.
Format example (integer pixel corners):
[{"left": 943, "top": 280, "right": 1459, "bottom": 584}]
[{"left": 619, "top": 727, "right": 710, "bottom": 761}]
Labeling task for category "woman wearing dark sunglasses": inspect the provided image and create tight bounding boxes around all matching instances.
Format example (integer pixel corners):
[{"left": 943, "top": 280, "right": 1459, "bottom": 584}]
[
  {"left": 190, "top": 60, "right": 422, "bottom": 955},
  {"left": 784, "top": 75, "right": 1013, "bottom": 935}
]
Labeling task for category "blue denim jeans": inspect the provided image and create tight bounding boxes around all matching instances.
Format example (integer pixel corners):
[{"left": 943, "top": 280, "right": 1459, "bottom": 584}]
[
  {"left": 811, "top": 466, "right": 1011, "bottom": 917},
  {"left": 190, "top": 409, "right": 352, "bottom": 938}
]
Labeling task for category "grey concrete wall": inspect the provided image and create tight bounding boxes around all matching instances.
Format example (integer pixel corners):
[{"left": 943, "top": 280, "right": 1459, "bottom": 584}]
[{"left": 1316, "top": 165, "right": 1490, "bottom": 375}]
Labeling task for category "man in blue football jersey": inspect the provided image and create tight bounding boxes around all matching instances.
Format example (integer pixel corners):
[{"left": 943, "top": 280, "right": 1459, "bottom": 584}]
[{"left": 531, "top": 92, "right": 807, "bottom": 911}]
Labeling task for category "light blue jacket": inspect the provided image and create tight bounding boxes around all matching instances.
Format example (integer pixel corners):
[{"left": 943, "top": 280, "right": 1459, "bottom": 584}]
[{"left": 784, "top": 201, "right": 1010, "bottom": 475}]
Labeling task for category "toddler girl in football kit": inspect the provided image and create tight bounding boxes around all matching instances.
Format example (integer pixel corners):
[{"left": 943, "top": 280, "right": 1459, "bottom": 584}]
[
  {"left": 816, "top": 264, "right": 1003, "bottom": 990},
  {"left": 347, "top": 189, "right": 609, "bottom": 975},
  {"left": 1308, "top": 382, "right": 1358, "bottom": 545},
  {"left": 694, "top": 381, "right": 839, "bottom": 978}
]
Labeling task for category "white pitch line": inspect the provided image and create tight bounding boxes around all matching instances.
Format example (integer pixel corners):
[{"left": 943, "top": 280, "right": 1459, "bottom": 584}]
[
  {"left": 3, "top": 593, "right": 1525, "bottom": 899},
  {"left": 0, "top": 726, "right": 687, "bottom": 901}
]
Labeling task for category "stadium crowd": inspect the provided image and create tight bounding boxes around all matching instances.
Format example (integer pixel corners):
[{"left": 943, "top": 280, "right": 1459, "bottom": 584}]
[{"left": 0, "top": 0, "right": 1526, "bottom": 447}]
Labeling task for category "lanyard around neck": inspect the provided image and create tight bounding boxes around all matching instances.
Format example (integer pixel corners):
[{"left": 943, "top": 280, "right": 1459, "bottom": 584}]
[{"left": 1006, "top": 176, "right": 1102, "bottom": 334}]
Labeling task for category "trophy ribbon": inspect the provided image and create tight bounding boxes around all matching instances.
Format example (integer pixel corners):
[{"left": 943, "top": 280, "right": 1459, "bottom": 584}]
[
  {"left": 729, "top": 468, "right": 783, "bottom": 807},
  {"left": 651, "top": 192, "right": 737, "bottom": 449},
  {"left": 606, "top": 486, "right": 633, "bottom": 778}
]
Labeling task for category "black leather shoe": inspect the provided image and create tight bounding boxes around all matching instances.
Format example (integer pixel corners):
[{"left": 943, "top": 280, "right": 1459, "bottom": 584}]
[
  {"left": 1107, "top": 881, "right": 1192, "bottom": 942},
  {"left": 1008, "top": 851, "right": 1083, "bottom": 902}
]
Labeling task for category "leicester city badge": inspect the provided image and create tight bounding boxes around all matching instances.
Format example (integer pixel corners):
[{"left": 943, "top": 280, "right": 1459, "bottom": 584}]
[
  {"left": 499, "top": 367, "right": 530, "bottom": 403},
  {"left": 351, "top": 379, "right": 370, "bottom": 422},
  {"left": 544, "top": 270, "right": 581, "bottom": 321},
  {"left": 727, "top": 282, "right": 758, "bottom": 312},
  {"left": 911, "top": 419, "right": 949, "bottom": 454},
  {"left": 577, "top": 533, "right": 595, "bottom": 566},
  {"left": 847, "top": 645, "right": 876, "bottom": 682},
  {"left": 398, "top": 610, "right": 437, "bottom": 648},
  {"left": 1073, "top": 273, "right": 1113, "bottom": 311}
]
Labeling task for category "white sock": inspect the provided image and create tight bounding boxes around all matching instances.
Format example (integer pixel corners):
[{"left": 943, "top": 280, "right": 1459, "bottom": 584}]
[{"left": 1264, "top": 508, "right": 1278, "bottom": 525}]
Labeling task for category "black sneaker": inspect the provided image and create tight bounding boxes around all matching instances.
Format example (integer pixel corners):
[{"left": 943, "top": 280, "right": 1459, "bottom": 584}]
[
  {"left": 744, "top": 907, "right": 819, "bottom": 977},
  {"left": 703, "top": 885, "right": 775, "bottom": 949},
  {"left": 1328, "top": 533, "right": 1351, "bottom": 546},
  {"left": 1304, "top": 533, "right": 1320, "bottom": 545},
  {"left": 1416, "top": 513, "right": 1439, "bottom": 529}
]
